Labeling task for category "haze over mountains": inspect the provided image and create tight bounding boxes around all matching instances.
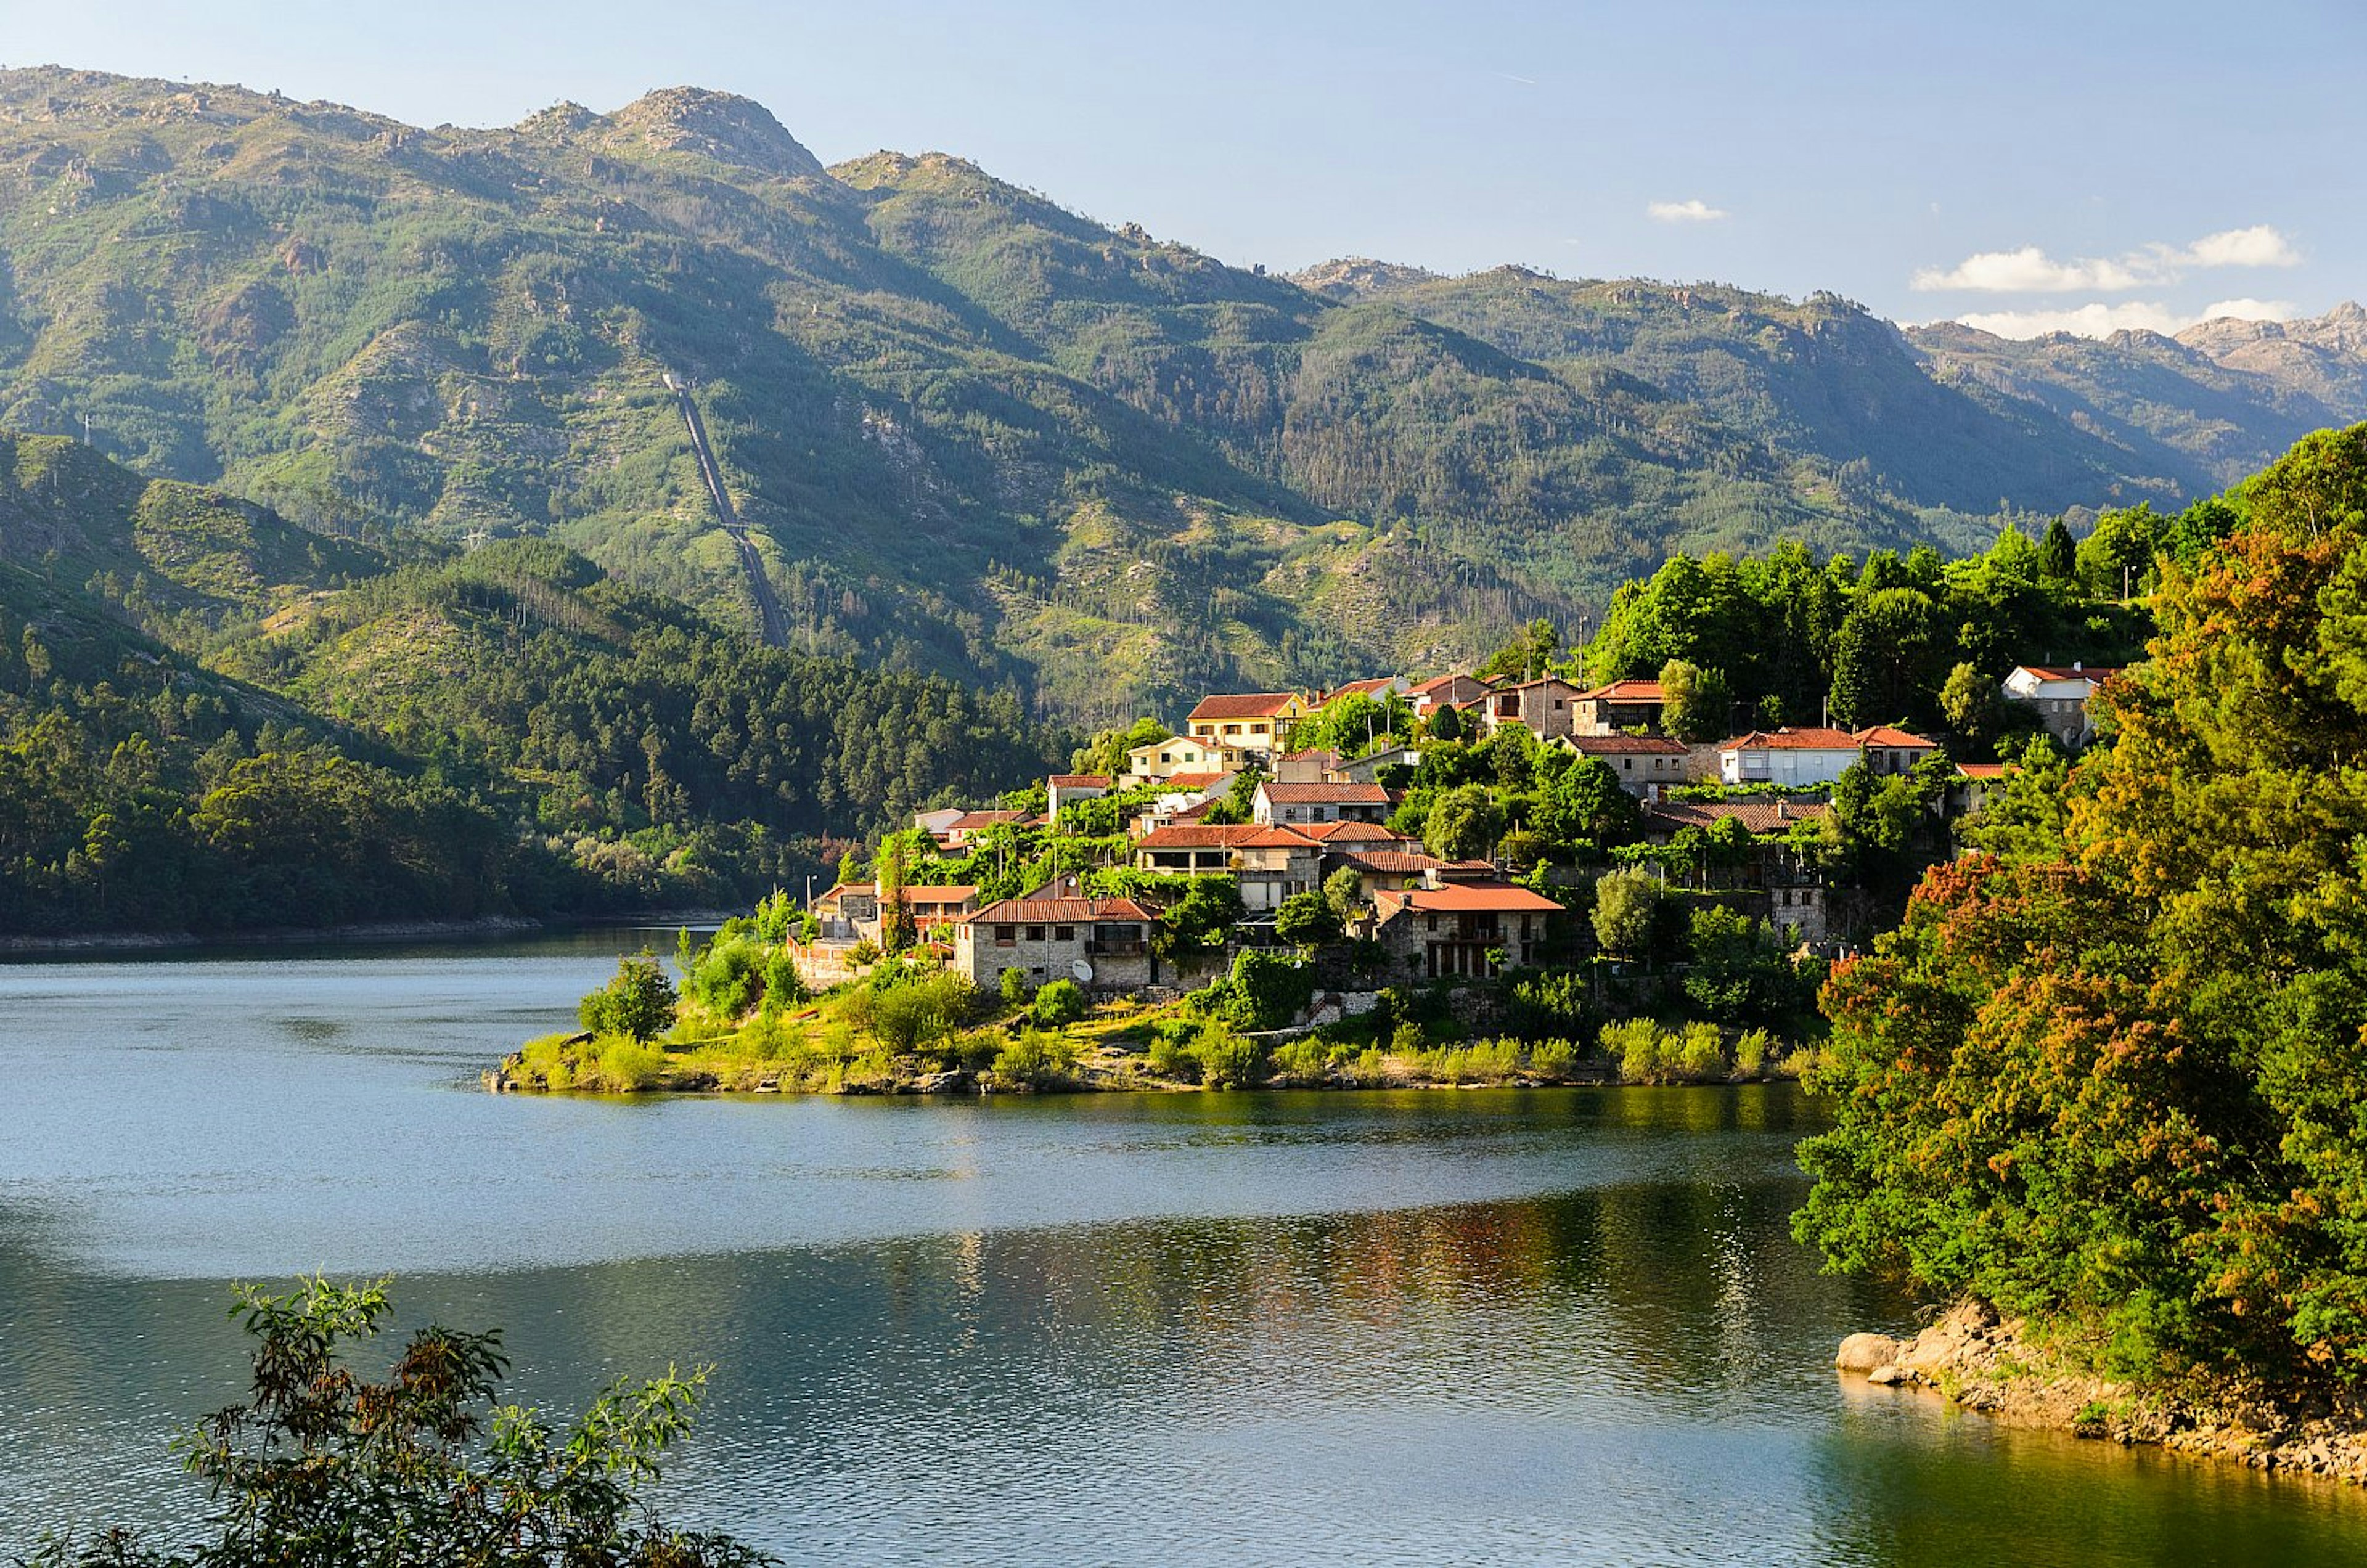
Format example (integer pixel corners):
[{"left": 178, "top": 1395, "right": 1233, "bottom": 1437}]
[{"left": 0, "top": 64, "right": 2360, "bottom": 717}]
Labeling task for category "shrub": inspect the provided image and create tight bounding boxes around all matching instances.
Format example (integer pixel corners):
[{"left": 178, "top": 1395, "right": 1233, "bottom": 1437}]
[
  {"left": 1677, "top": 1021, "right": 1728, "bottom": 1080},
  {"left": 992, "top": 1029, "right": 1079, "bottom": 1088},
  {"left": 1034, "top": 977, "right": 1087, "bottom": 1027},
  {"left": 865, "top": 971, "right": 977, "bottom": 1055},
  {"left": 591, "top": 1035, "right": 669, "bottom": 1092},
  {"left": 1735, "top": 1027, "right": 1773, "bottom": 1077},
  {"left": 1000, "top": 966, "right": 1034, "bottom": 1007},
  {"left": 1271, "top": 1037, "right": 1329, "bottom": 1081},
  {"left": 1225, "top": 948, "right": 1315, "bottom": 1031},
  {"left": 1146, "top": 1021, "right": 1202, "bottom": 1082},
  {"left": 1274, "top": 890, "right": 1344, "bottom": 948},
  {"left": 1530, "top": 1038, "right": 1580, "bottom": 1080},
  {"left": 1603, "top": 1018, "right": 1665, "bottom": 1084},
  {"left": 1193, "top": 1027, "right": 1268, "bottom": 1088}
]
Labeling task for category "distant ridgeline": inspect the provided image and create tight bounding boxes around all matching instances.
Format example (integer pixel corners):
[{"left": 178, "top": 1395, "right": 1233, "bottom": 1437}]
[
  {"left": 0, "top": 67, "right": 2362, "bottom": 719},
  {"left": 0, "top": 433, "right": 1066, "bottom": 935}
]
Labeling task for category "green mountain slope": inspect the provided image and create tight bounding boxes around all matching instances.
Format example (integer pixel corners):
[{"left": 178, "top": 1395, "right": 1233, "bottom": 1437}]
[{"left": 0, "top": 66, "right": 2360, "bottom": 717}]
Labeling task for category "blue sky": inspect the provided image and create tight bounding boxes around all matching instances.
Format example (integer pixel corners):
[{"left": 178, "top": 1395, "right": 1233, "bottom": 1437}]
[{"left": 2, "top": 0, "right": 2359, "bottom": 336}]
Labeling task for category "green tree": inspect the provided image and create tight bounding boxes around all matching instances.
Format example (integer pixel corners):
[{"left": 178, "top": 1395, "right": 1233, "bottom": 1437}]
[
  {"left": 1323, "top": 865, "right": 1367, "bottom": 927},
  {"left": 20, "top": 1277, "right": 770, "bottom": 1567},
  {"left": 579, "top": 952, "right": 678, "bottom": 1042},
  {"left": 1158, "top": 876, "right": 1245, "bottom": 957},
  {"left": 1425, "top": 702, "right": 1466, "bottom": 743},
  {"left": 1274, "top": 889, "right": 1344, "bottom": 948},
  {"left": 1423, "top": 783, "right": 1503, "bottom": 862},
  {"left": 2040, "top": 516, "right": 2077, "bottom": 581},
  {"left": 1939, "top": 659, "right": 2000, "bottom": 745},
  {"left": 1658, "top": 658, "right": 1734, "bottom": 743},
  {"left": 1591, "top": 869, "right": 1661, "bottom": 961}
]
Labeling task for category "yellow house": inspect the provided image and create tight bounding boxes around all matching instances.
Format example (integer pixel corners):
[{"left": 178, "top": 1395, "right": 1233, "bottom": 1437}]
[
  {"left": 1185, "top": 692, "right": 1316, "bottom": 755},
  {"left": 1126, "top": 734, "right": 1248, "bottom": 780}
]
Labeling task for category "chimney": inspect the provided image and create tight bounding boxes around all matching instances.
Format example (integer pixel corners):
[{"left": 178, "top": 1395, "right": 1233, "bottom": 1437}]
[{"left": 2072, "top": 659, "right": 2083, "bottom": 673}]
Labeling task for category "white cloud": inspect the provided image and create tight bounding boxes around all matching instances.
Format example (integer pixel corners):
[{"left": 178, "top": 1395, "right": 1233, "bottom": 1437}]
[
  {"left": 1942, "top": 297, "right": 2297, "bottom": 340},
  {"left": 1914, "top": 246, "right": 2146, "bottom": 293},
  {"left": 1913, "top": 224, "right": 2302, "bottom": 293},
  {"left": 1647, "top": 198, "right": 1727, "bottom": 223},
  {"left": 2182, "top": 225, "right": 2302, "bottom": 269}
]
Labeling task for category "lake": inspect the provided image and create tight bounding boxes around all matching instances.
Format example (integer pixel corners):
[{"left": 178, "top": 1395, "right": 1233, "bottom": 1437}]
[{"left": 4, "top": 931, "right": 2365, "bottom": 1565}]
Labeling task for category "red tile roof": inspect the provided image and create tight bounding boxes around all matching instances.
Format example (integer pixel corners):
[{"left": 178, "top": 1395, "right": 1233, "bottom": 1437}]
[
  {"left": 1275, "top": 748, "right": 1344, "bottom": 767},
  {"left": 899, "top": 885, "right": 978, "bottom": 905},
  {"left": 1259, "top": 781, "right": 1391, "bottom": 803},
  {"left": 1384, "top": 882, "right": 1564, "bottom": 913},
  {"left": 1332, "top": 849, "right": 1451, "bottom": 874},
  {"left": 1852, "top": 726, "right": 1937, "bottom": 749},
  {"left": 1238, "top": 827, "right": 1322, "bottom": 849},
  {"left": 1955, "top": 762, "right": 2010, "bottom": 779},
  {"left": 1187, "top": 692, "right": 1303, "bottom": 721},
  {"left": 965, "top": 897, "right": 1154, "bottom": 925},
  {"left": 1047, "top": 774, "right": 1113, "bottom": 788},
  {"left": 1578, "top": 679, "right": 1667, "bottom": 701},
  {"left": 1298, "top": 820, "right": 1410, "bottom": 843},
  {"left": 1325, "top": 677, "right": 1400, "bottom": 701},
  {"left": 1407, "top": 672, "right": 1481, "bottom": 696},
  {"left": 1159, "top": 771, "right": 1229, "bottom": 790},
  {"left": 1717, "top": 727, "right": 1862, "bottom": 751}
]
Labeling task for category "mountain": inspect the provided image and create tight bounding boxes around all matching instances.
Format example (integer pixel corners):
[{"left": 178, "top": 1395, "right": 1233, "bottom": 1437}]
[
  {"left": 0, "top": 65, "right": 2361, "bottom": 719},
  {"left": 1899, "top": 304, "right": 2367, "bottom": 496}
]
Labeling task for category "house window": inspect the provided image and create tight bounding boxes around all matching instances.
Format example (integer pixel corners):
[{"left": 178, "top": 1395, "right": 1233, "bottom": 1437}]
[
  {"left": 1025, "top": 925, "right": 1045, "bottom": 941},
  {"left": 1622, "top": 758, "right": 1633, "bottom": 771},
  {"left": 1225, "top": 724, "right": 1242, "bottom": 735},
  {"left": 1055, "top": 925, "right": 1074, "bottom": 942},
  {"left": 994, "top": 925, "right": 1015, "bottom": 945},
  {"left": 1425, "top": 913, "right": 1437, "bottom": 932}
]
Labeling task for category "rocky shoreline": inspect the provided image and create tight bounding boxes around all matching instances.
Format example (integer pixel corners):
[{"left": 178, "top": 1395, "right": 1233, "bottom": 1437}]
[{"left": 1838, "top": 1301, "right": 2367, "bottom": 1484}]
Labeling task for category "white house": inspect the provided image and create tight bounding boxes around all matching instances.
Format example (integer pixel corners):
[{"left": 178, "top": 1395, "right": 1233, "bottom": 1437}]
[{"left": 1715, "top": 727, "right": 1865, "bottom": 787}]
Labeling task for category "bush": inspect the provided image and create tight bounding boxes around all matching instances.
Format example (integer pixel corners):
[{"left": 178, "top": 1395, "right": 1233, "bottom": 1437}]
[
  {"left": 1270, "top": 1037, "right": 1330, "bottom": 1081},
  {"left": 1193, "top": 1026, "right": 1268, "bottom": 1088},
  {"left": 1224, "top": 948, "right": 1315, "bottom": 1031},
  {"left": 864, "top": 971, "right": 978, "bottom": 1055},
  {"left": 1676, "top": 1021, "right": 1727, "bottom": 1080},
  {"left": 1146, "top": 1020, "right": 1203, "bottom": 1082},
  {"left": 992, "top": 1029, "right": 1079, "bottom": 1088},
  {"left": 1735, "top": 1027, "right": 1773, "bottom": 1077},
  {"left": 591, "top": 1035, "right": 670, "bottom": 1092},
  {"left": 1034, "top": 977, "right": 1087, "bottom": 1027},
  {"left": 1000, "top": 966, "right": 1034, "bottom": 1007},
  {"left": 12, "top": 1280, "right": 767, "bottom": 1568},
  {"left": 1530, "top": 1038, "right": 1580, "bottom": 1080}
]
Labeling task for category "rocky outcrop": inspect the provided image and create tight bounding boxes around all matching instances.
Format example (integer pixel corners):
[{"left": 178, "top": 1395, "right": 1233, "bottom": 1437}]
[{"left": 1841, "top": 1301, "right": 2367, "bottom": 1484}]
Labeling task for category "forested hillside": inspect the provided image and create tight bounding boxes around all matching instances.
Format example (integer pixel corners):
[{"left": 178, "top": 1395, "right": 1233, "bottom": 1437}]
[
  {"left": 0, "top": 436, "right": 1066, "bottom": 935},
  {"left": 2, "top": 67, "right": 2358, "bottom": 719}
]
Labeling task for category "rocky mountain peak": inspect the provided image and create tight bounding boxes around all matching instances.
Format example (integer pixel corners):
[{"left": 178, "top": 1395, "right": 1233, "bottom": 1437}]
[
  {"left": 595, "top": 87, "right": 825, "bottom": 179},
  {"left": 1288, "top": 257, "right": 1444, "bottom": 300}
]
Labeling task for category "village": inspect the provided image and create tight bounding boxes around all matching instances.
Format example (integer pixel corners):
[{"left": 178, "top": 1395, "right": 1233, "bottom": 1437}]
[{"left": 791, "top": 660, "right": 2118, "bottom": 1010}]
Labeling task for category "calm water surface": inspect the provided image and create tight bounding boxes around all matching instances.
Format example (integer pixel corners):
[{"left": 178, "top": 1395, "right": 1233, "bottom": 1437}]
[{"left": 4, "top": 932, "right": 2365, "bottom": 1565}]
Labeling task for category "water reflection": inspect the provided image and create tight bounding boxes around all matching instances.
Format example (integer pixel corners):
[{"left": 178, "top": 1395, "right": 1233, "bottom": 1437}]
[{"left": 5, "top": 943, "right": 2367, "bottom": 1564}]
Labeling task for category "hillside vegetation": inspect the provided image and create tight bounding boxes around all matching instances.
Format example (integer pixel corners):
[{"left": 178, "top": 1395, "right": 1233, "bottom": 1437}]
[{"left": 4, "top": 67, "right": 2360, "bottom": 717}]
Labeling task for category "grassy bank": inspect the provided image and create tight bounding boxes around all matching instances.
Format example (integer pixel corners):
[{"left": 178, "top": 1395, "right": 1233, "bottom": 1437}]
[{"left": 492, "top": 982, "right": 1805, "bottom": 1097}]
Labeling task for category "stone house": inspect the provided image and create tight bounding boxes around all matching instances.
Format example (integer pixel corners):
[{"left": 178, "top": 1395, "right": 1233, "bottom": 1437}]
[
  {"left": 2001, "top": 663, "right": 2120, "bottom": 748},
  {"left": 810, "top": 881, "right": 979, "bottom": 945},
  {"left": 1479, "top": 677, "right": 1586, "bottom": 740},
  {"left": 1252, "top": 780, "right": 1392, "bottom": 827},
  {"left": 1572, "top": 679, "right": 1669, "bottom": 735},
  {"left": 1405, "top": 672, "right": 1497, "bottom": 719},
  {"left": 1372, "top": 881, "right": 1564, "bottom": 979},
  {"left": 953, "top": 894, "right": 1158, "bottom": 993},
  {"left": 1549, "top": 733, "right": 1695, "bottom": 800}
]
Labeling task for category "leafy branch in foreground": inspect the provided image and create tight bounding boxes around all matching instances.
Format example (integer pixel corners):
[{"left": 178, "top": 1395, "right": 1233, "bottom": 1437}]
[{"left": 20, "top": 1277, "right": 771, "bottom": 1568}]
